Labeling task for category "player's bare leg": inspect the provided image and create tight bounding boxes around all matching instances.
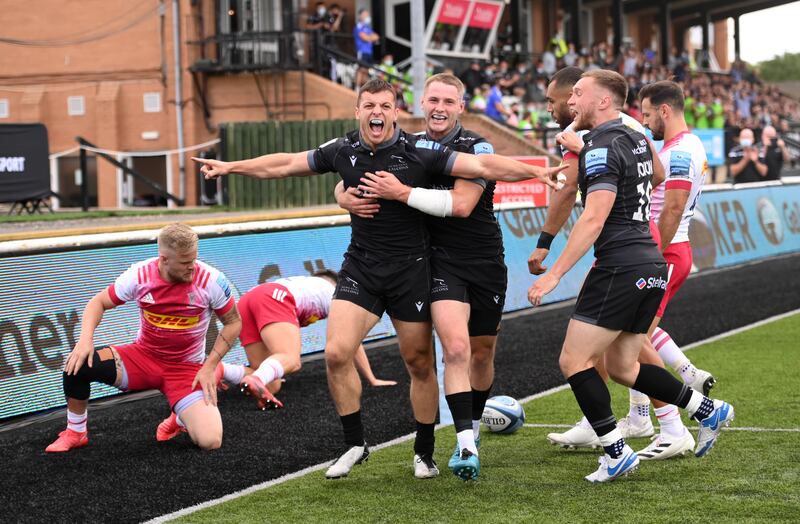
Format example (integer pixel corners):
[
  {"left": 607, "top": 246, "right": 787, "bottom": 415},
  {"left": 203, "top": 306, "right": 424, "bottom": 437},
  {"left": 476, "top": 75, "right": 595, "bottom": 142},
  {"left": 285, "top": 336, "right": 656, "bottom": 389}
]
[
  {"left": 469, "top": 334, "right": 497, "bottom": 440},
  {"left": 240, "top": 322, "right": 301, "bottom": 407},
  {"left": 324, "top": 300, "right": 380, "bottom": 479},
  {"left": 560, "top": 320, "right": 640, "bottom": 482},
  {"left": 432, "top": 300, "right": 482, "bottom": 478},
  {"left": 177, "top": 399, "right": 223, "bottom": 450},
  {"left": 46, "top": 347, "right": 123, "bottom": 453},
  {"left": 394, "top": 317, "right": 440, "bottom": 479},
  {"left": 548, "top": 335, "right": 609, "bottom": 449}
]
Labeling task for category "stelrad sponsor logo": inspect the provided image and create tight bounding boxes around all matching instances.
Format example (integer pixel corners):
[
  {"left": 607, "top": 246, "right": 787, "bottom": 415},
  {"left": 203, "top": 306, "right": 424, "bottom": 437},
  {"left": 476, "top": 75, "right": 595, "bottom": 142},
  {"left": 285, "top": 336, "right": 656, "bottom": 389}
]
[
  {"left": 143, "top": 311, "right": 200, "bottom": 329},
  {"left": 636, "top": 277, "right": 666, "bottom": 290}
]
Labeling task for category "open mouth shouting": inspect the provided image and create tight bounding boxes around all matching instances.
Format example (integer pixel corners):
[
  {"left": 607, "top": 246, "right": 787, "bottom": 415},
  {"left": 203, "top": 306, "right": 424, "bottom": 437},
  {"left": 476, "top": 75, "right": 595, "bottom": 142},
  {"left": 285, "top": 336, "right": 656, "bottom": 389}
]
[{"left": 368, "top": 118, "right": 385, "bottom": 137}]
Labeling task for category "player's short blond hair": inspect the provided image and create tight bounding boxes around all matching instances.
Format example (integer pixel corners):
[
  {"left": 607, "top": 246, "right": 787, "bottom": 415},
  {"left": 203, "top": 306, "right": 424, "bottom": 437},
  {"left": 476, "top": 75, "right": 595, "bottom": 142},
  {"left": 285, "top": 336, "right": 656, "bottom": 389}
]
[
  {"left": 425, "top": 73, "right": 466, "bottom": 99},
  {"left": 158, "top": 223, "right": 198, "bottom": 253}
]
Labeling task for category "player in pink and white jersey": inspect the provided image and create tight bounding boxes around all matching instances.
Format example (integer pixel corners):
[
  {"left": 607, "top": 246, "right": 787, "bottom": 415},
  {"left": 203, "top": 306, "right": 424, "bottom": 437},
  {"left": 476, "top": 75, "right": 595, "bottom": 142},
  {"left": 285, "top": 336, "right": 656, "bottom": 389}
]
[
  {"left": 45, "top": 224, "right": 241, "bottom": 453},
  {"left": 616, "top": 80, "right": 718, "bottom": 460},
  {"left": 227, "top": 269, "right": 396, "bottom": 410}
]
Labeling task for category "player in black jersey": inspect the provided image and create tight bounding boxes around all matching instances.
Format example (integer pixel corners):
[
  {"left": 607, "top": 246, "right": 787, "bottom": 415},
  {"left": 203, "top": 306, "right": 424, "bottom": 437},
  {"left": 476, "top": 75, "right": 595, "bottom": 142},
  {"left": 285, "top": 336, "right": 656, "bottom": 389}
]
[
  {"left": 528, "top": 70, "right": 734, "bottom": 483},
  {"left": 193, "top": 79, "right": 566, "bottom": 480},
  {"left": 338, "top": 74, "right": 505, "bottom": 480}
]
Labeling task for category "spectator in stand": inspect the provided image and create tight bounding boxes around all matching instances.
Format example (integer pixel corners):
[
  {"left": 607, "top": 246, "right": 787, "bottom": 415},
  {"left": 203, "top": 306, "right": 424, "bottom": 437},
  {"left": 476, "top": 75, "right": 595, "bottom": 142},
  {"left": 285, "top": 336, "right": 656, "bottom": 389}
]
[
  {"left": 485, "top": 77, "right": 510, "bottom": 123},
  {"left": 761, "top": 125, "right": 792, "bottom": 181},
  {"left": 564, "top": 43, "right": 579, "bottom": 67},
  {"left": 469, "top": 85, "right": 488, "bottom": 112},
  {"left": 460, "top": 60, "right": 486, "bottom": 102},
  {"left": 542, "top": 44, "right": 557, "bottom": 76},
  {"left": 353, "top": 8, "right": 379, "bottom": 87},
  {"left": 729, "top": 128, "right": 768, "bottom": 184}
]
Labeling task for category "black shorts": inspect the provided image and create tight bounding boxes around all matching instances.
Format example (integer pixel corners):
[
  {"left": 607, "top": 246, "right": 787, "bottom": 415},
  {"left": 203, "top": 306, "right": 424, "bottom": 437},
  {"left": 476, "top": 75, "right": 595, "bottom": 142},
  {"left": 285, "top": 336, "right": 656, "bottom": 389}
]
[
  {"left": 430, "top": 252, "right": 507, "bottom": 337},
  {"left": 334, "top": 251, "right": 431, "bottom": 322},
  {"left": 572, "top": 263, "right": 667, "bottom": 334}
]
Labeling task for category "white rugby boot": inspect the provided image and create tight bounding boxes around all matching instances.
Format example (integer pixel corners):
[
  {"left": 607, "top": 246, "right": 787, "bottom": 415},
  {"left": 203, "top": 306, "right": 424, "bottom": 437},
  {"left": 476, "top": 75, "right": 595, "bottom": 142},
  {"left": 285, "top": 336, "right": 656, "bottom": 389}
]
[
  {"left": 637, "top": 430, "right": 695, "bottom": 460},
  {"left": 616, "top": 415, "right": 655, "bottom": 439},
  {"left": 325, "top": 444, "right": 370, "bottom": 479},
  {"left": 547, "top": 419, "right": 601, "bottom": 449}
]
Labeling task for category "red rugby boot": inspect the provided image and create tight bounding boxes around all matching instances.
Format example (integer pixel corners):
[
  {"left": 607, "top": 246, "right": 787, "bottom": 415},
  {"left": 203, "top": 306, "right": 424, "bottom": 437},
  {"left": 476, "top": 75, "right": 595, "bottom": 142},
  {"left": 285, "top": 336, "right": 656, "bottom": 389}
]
[
  {"left": 156, "top": 412, "right": 186, "bottom": 442},
  {"left": 45, "top": 429, "right": 88, "bottom": 453},
  {"left": 240, "top": 375, "right": 284, "bottom": 410}
]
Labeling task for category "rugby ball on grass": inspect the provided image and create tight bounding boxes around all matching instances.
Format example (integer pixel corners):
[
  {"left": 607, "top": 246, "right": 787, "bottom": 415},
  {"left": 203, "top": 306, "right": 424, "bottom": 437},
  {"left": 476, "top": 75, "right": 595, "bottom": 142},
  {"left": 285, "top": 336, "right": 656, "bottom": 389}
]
[{"left": 481, "top": 395, "right": 525, "bottom": 434}]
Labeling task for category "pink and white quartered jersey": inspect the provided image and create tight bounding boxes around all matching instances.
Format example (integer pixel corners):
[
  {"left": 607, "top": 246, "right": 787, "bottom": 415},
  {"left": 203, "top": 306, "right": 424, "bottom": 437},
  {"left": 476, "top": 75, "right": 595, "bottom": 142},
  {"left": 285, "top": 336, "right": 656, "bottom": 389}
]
[
  {"left": 650, "top": 131, "right": 708, "bottom": 244},
  {"left": 108, "top": 258, "right": 235, "bottom": 363},
  {"left": 273, "top": 276, "right": 334, "bottom": 327},
  {"left": 561, "top": 112, "right": 645, "bottom": 162}
]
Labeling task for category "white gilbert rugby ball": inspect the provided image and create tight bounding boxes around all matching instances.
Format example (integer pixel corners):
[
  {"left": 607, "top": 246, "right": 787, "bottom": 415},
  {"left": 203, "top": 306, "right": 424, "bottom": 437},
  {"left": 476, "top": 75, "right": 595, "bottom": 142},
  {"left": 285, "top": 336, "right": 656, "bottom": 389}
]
[{"left": 481, "top": 395, "right": 525, "bottom": 434}]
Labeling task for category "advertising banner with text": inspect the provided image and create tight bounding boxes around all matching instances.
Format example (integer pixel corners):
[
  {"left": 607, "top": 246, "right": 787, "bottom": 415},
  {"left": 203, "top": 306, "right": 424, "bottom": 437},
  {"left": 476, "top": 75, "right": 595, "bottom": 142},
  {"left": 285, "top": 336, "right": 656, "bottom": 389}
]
[{"left": 2, "top": 182, "right": 798, "bottom": 419}]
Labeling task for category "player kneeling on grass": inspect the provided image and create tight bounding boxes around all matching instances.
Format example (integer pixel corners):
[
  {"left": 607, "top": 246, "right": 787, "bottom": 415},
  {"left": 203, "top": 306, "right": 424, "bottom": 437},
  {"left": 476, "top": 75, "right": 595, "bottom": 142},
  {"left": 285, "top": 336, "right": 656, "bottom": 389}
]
[
  {"left": 45, "top": 223, "right": 241, "bottom": 453},
  {"left": 219, "top": 270, "right": 397, "bottom": 410}
]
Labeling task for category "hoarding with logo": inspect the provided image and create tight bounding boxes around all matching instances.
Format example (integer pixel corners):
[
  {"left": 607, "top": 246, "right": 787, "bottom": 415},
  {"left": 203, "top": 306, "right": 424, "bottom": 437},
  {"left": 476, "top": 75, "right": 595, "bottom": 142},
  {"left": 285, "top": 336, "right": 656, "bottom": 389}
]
[{"left": 2, "top": 182, "right": 798, "bottom": 420}]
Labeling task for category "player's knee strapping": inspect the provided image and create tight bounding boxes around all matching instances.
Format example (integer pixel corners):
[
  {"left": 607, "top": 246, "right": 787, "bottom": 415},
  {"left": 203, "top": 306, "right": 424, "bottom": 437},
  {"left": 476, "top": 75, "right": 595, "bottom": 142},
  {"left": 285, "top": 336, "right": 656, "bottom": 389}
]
[{"left": 63, "top": 346, "right": 119, "bottom": 400}]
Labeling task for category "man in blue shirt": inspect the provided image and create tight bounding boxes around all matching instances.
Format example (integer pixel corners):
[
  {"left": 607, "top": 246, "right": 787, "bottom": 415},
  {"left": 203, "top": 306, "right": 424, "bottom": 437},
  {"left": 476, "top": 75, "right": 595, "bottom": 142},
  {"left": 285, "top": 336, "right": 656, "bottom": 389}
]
[
  {"left": 354, "top": 8, "right": 379, "bottom": 88},
  {"left": 484, "top": 78, "right": 507, "bottom": 123}
]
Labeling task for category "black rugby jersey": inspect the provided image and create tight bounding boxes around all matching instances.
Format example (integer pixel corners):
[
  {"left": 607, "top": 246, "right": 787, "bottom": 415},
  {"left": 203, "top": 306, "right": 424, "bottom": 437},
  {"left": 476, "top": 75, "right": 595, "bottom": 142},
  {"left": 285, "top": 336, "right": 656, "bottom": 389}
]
[
  {"left": 423, "top": 125, "right": 503, "bottom": 258},
  {"left": 308, "top": 127, "right": 457, "bottom": 259},
  {"left": 578, "top": 119, "right": 664, "bottom": 267}
]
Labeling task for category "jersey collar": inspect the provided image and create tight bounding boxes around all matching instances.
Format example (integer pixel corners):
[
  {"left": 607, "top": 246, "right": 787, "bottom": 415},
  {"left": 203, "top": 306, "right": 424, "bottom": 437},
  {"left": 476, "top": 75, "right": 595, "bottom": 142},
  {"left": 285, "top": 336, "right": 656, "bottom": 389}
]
[
  {"left": 584, "top": 118, "right": 623, "bottom": 141},
  {"left": 660, "top": 130, "right": 690, "bottom": 152},
  {"left": 425, "top": 123, "right": 462, "bottom": 145},
  {"left": 358, "top": 126, "right": 401, "bottom": 152}
]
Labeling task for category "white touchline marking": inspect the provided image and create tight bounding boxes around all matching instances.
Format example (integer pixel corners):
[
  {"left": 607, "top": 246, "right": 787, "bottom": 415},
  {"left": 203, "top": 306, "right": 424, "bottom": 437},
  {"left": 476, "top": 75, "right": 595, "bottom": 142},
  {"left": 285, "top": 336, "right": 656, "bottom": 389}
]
[
  {"left": 147, "top": 308, "right": 800, "bottom": 523},
  {"left": 522, "top": 424, "right": 800, "bottom": 433}
]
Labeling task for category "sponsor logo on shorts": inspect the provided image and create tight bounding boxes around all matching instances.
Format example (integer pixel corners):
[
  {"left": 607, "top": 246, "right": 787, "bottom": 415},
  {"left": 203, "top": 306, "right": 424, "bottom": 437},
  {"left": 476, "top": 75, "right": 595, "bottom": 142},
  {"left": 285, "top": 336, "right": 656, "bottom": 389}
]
[
  {"left": 636, "top": 276, "right": 667, "bottom": 290},
  {"left": 432, "top": 277, "right": 447, "bottom": 294},
  {"left": 415, "top": 301, "right": 424, "bottom": 312},
  {"left": 493, "top": 295, "right": 500, "bottom": 304},
  {"left": 143, "top": 311, "right": 200, "bottom": 329}
]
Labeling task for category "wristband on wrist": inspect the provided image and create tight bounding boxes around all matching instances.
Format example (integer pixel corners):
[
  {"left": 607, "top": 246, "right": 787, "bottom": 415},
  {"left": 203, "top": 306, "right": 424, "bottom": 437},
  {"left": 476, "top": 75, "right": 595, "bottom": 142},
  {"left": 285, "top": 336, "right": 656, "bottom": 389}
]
[{"left": 537, "top": 231, "right": 554, "bottom": 250}]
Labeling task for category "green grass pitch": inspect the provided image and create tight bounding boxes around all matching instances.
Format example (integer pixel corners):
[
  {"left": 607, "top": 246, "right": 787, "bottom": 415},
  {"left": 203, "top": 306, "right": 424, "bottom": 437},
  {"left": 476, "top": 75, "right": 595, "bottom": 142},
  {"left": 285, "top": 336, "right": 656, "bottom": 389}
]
[{"left": 174, "top": 313, "right": 800, "bottom": 523}]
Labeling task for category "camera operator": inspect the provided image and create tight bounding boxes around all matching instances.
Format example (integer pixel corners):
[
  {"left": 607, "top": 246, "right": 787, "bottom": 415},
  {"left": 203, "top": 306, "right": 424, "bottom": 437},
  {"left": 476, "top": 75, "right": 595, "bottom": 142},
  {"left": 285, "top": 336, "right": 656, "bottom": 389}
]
[{"left": 760, "top": 125, "right": 791, "bottom": 181}]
